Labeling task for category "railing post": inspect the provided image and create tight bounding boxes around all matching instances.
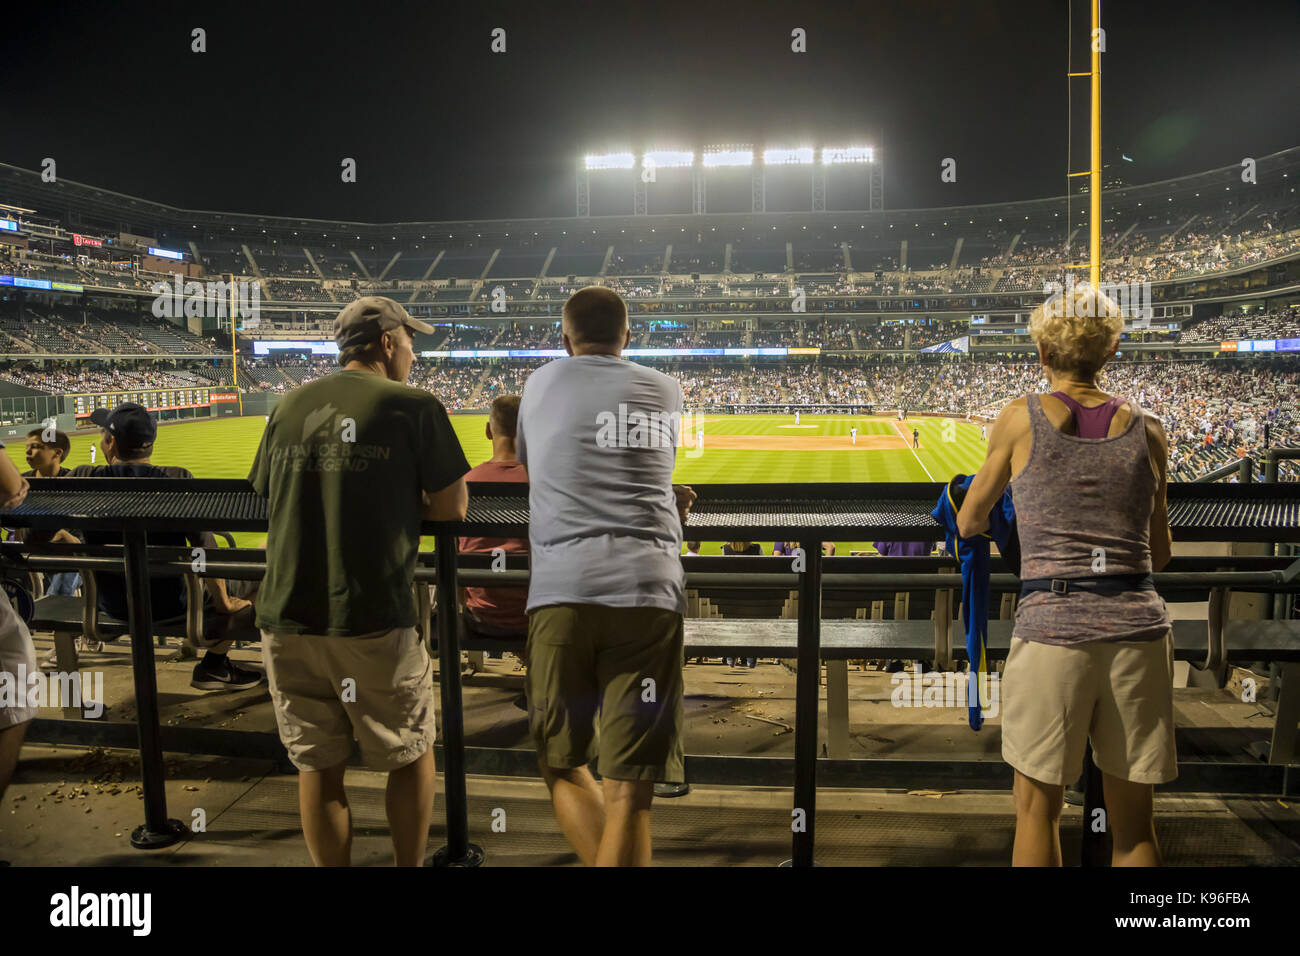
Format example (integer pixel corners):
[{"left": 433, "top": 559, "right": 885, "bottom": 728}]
[
  {"left": 431, "top": 532, "right": 484, "bottom": 867},
  {"left": 1265, "top": 453, "right": 1288, "bottom": 620},
  {"left": 933, "top": 587, "right": 953, "bottom": 670},
  {"left": 785, "top": 538, "right": 822, "bottom": 867},
  {"left": 121, "top": 528, "right": 185, "bottom": 849}
]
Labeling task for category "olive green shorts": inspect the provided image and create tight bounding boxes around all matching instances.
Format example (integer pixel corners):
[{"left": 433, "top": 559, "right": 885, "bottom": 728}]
[{"left": 526, "top": 603, "right": 685, "bottom": 784}]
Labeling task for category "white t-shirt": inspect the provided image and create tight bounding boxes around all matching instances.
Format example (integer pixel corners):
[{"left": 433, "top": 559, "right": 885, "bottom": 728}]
[{"left": 517, "top": 354, "right": 685, "bottom": 614}]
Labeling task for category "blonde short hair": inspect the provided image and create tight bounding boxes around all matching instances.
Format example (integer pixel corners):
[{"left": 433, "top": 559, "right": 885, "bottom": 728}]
[{"left": 1028, "top": 283, "right": 1123, "bottom": 377}]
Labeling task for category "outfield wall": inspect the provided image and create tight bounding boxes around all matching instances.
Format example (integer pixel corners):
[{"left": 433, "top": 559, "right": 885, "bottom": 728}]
[
  {"left": 238, "top": 392, "right": 280, "bottom": 416},
  {"left": 0, "top": 412, "right": 77, "bottom": 444},
  {"left": 0, "top": 386, "right": 249, "bottom": 442}
]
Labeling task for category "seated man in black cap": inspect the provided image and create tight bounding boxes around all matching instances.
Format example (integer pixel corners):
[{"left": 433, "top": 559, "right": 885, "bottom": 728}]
[{"left": 62, "top": 403, "right": 262, "bottom": 691}]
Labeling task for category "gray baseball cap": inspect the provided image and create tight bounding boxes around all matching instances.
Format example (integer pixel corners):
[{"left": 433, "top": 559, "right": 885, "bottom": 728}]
[{"left": 334, "top": 296, "right": 435, "bottom": 352}]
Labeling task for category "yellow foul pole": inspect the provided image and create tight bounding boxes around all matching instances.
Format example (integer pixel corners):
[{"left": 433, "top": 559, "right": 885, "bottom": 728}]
[
  {"left": 1090, "top": 0, "right": 1102, "bottom": 289},
  {"left": 229, "top": 273, "right": 243, "bottom": 414}
]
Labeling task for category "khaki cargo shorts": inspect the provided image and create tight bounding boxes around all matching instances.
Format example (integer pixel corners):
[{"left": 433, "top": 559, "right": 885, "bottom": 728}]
[
  {"left": 527, "top": 603, "right": 685, "bottom": 784},
  {"left": 1001, "top": 630, "right": 1178, "bottom": 786},
  {"left": 261, "top": 627, "right": 436, "bottom": 772}
]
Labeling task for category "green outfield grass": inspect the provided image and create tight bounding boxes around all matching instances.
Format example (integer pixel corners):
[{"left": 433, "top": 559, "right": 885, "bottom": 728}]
[
  {"left": 669, "top": 413, "right": 987, "bottom": 484},
  {"left": 5, "top": 413, "right": 990, "bottom": 554}
]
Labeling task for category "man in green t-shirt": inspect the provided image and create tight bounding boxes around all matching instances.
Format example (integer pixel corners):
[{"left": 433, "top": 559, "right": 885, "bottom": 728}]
[{"left": 249, "top": 296, "right": 469, "bottom": 867}]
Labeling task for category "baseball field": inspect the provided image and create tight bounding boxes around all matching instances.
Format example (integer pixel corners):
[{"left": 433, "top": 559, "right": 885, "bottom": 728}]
[{"left": 5, "top": 413, "right": 991, "bottom": 553}]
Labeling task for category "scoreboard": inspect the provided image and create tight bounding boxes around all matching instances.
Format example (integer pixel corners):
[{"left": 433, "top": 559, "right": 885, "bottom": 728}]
[{"left": 72, "top": 387, "right": 240, "bottom": 423}]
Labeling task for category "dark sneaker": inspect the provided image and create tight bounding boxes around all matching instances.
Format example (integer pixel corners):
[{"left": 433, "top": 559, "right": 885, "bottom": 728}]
[
  {"left": 191, "top": 658, "right": 263, "bottom": 691},
  {"left": 654, "top": 782, "right": 690, "bottom": 798}
]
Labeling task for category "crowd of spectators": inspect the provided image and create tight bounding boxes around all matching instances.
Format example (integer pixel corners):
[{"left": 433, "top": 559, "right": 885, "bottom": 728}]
[
  {"left": 750, "top": 329, "right": 791, "bottom": 347},
  {"left": 264, "top": 280, "right": 328, "bottom": 303},
  {"left": 491, "top": 324, "right": 562, "bottom": 348},
  {"left": 2, "top": 343, "right": 1297, "bottom": 481},
  {"left": 643, "top": 329, "right": 706, "bottom": 348},
  {"left": 440, "top": 325, "right": 499, "bottom": 349},
  {"left": 1180, "top": 307, "right": 1299, "bottom": 345},
  {"left": 604, "top": 277, "right": 662, "bottom": 297},
  {"left": 863, "top": 362, "right": 938, "bottom": 410},
  {"left": 407, "top": 364, "right": 495, "bottom": 412},
  {"left": 0, "top": 364, "right": 198, "bottom": 393},
  {"left": 1100, "top": 359, "right": 1299, "bottom": 481},
  {"left": 807, "top": 320, "right": 854, "bottom": 348}
]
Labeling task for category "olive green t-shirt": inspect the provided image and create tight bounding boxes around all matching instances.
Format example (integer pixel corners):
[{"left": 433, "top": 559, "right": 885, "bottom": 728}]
[{"left": 248, "top": 369, "right": 470, "bottom": 636}]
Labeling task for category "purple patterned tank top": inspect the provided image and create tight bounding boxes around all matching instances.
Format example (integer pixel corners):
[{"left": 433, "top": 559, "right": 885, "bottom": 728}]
[{"left": 1009, "top": 393, "right": 1172, "bottom": 645}]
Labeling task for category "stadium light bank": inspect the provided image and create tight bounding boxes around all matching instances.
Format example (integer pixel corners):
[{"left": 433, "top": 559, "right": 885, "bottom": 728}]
[
  {"left": 583, "top": 145, "right": 874, "bottom": 170},
  {"left": 578, "top": 144, "right": 881, "bottom": 215}
]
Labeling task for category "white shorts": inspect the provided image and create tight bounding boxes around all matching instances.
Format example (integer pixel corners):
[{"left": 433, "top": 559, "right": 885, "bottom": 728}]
[{"left": 0, "top": 588, "right": 38, "bottom": 730}]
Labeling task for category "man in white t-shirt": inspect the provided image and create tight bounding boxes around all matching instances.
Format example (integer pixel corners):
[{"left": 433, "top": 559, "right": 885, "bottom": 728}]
[
  {"left": 517, "top": 286, "right": 695, "bottom": 866},
  {"left": 850, "top": 425, "right": 858, "bottom": 445}
]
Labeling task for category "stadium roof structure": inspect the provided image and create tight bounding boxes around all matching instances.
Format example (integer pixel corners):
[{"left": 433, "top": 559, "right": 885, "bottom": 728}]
[{"left": 0, "top": 149, "right": 1295, "bottom": 247}]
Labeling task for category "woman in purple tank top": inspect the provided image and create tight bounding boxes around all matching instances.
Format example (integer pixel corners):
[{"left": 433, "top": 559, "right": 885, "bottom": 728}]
[{"left": 955, "top": 285, "right": 1176, "bottom": 867}]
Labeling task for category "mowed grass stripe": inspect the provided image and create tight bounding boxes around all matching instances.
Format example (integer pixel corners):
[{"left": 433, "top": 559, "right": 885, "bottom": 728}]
[{"left": 906, "top": 417, "right": 988, "bottom": 482}]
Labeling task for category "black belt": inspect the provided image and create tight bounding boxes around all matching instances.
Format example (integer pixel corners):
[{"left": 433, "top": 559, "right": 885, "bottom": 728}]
[
  {"left": 461, "top": 608, "right": 527, "bottom": 640},
  {"left": 1019, "top": 573, "right": 1155, "bottom": 598}
]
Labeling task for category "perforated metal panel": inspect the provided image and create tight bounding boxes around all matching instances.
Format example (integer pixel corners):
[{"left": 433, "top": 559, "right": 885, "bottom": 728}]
[
  {"left": 464, "top": 485, "right": 1300, "bottom": 539},
  {"left": 13, "top": 490, "right": 267, "bottom": 522},
  {"left": 5, "top": 479, "right": 1299, "bottom": 541},
  {"left": 1169, "top": 497, "right": 1300, "bottom": 531},
  {"left": 465, "top": 496, "right": 529, "bottom": 525}
]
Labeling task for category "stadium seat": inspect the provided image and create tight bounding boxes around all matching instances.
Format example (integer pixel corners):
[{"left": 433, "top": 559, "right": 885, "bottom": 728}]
[
  {"left": 30, "top": 567, "right": 200, "bottom": 711},
  {"left": 29, "top": 534, "right": 263, "bottom": 684}
]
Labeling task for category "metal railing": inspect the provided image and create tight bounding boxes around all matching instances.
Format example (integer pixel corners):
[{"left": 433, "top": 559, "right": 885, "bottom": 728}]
[
  {"left": 4, "top": 478, "right": 1300, "bottom": 867},
  {"left": 1266, "top": 446, "right": 1300, "bottom": 484},
  {"left": 1192, "top": 456, "right": 1256, "bottom": 484}
]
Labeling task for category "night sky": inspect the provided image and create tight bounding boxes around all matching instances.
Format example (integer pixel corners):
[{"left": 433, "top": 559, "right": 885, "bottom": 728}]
[{"left": 3, "top": 0, "right": 1297, "bottom": 222}]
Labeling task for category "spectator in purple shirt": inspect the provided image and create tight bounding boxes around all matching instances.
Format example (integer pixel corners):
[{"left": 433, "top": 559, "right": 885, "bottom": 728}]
[{"left": 873, "top": 541, "right": 932, "bottom": 557}]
